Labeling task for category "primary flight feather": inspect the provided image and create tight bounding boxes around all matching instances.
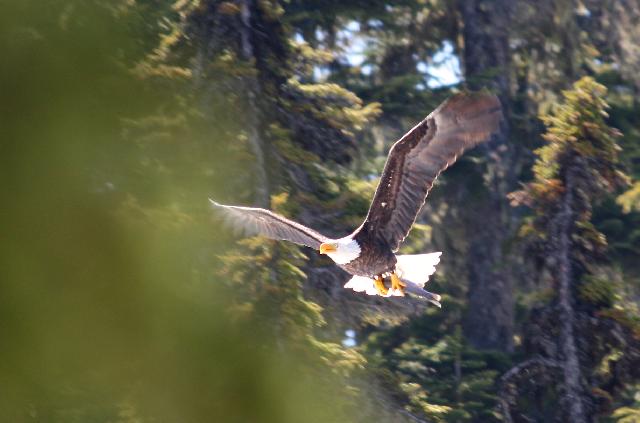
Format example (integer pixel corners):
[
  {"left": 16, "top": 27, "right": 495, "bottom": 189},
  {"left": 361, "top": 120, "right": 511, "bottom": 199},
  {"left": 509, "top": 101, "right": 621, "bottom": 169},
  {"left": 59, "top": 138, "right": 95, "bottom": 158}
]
[{"left": 211, "top": 92, "right": 502, "bottom": 306}]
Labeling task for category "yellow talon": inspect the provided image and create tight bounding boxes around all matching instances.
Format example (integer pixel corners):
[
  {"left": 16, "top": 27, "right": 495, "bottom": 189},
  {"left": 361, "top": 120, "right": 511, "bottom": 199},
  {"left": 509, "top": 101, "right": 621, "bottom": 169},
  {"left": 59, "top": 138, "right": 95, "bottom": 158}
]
[
  {"left": 374, "top": 275, "right": 388, "bottom": 296},
  {"left": 391, "top": 272, "right": 406, "bottom": 295}
]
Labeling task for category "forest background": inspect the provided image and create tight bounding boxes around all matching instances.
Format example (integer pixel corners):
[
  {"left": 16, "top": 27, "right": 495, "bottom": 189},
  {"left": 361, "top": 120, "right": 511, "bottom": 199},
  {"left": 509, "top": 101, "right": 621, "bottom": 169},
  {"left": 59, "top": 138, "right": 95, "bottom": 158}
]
[{"left": 2, "top": 1, "right": 640, "bottom": 422}]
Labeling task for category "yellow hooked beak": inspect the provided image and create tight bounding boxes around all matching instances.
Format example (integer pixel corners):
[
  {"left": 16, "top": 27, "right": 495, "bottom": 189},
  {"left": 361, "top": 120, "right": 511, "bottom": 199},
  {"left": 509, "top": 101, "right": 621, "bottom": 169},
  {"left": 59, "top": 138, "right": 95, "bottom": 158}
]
[{"left": 319, "top": 243, "right": 337, "bottom": 254}]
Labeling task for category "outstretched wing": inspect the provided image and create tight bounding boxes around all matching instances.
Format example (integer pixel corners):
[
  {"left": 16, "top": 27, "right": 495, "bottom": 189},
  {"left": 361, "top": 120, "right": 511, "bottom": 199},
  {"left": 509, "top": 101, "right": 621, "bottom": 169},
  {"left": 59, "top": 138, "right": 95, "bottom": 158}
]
[
  {"left": 209, "top": 199, "right": 329, "bottom": 250},
  {"left": 361, "top": 92, "right": 502, "bottom": 251}
]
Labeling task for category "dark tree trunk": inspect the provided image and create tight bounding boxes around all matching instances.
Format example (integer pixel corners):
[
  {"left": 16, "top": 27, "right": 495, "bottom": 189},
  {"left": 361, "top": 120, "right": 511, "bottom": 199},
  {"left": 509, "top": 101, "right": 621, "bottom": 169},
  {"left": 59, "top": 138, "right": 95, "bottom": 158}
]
[
  {"left": 187, "top": 0, "right": 271, "bottom": 207},
  {"left": 555, "top": 163, "right": 588, "bottom": 422},
  {"left": 238, "top": 0, "right": 270, "bottom": 207},
  {"left": 460, "top": 0, "right": 515, "bottom": 353}
]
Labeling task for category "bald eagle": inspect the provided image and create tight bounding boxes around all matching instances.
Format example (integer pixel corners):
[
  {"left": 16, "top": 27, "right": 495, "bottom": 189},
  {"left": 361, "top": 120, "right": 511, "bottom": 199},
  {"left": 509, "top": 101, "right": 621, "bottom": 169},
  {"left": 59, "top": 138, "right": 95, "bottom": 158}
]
[{"left": 211, "top": 92, "right": 502, "bottom": 307}]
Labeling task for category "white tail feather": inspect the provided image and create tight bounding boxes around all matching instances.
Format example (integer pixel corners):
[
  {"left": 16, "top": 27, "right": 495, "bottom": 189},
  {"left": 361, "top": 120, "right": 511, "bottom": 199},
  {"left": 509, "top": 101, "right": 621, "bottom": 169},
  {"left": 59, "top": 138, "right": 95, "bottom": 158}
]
[
  {"left": 343, "top": 252, "right": 442, "bottom": 301},
  {"left": 395, "top": 252, "right": 442, "bottom": 287},
  {"left": 344, "top": 275, "right": 381, "bottom": 296}
]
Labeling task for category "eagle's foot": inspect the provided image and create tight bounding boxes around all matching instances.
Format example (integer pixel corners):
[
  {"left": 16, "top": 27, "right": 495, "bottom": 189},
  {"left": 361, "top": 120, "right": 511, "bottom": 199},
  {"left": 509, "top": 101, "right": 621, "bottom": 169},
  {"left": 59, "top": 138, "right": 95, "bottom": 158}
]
[
  {"left": 374, "top": 275, "right": 388, "bottom": 296},
  {"left": 390, "top": 272, "right": 406, "bottom": 296}
]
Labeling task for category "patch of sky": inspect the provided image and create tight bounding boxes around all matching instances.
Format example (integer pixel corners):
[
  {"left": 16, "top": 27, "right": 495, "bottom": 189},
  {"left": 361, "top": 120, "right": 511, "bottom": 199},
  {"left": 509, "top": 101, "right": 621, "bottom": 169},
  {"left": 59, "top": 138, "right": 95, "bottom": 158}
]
[
  {"left": 575, "top": 4, "right": 591, "bottom": 17},
  {"left": 367, "top": 19, "right": 384, "bottom": 29},
  {"left": 346, "top": 21, "right": 360, "bottom": 32},
  {"left": 342, "top": 329, "right": 357, "bottom": 348},
  {"left": 300, "top": 22, "right": 370, "bottom": 80},
  {"left": 313, "top": 66, "right": 330, "bottom": 81},
  {"left": 339, "top": 21, "right": 367, "bottom": 67},
  {"left": 339, "top": 20, "right": 460, "bottom": 85},
  {"left": 361, "top": 64, "right": 373, "bottom": 76},
  {"left": 417, "top": 41, "right": 462, "bottom": 89},
  {"left": 301, "top": 21, "right": 461, "bottom": 85}
]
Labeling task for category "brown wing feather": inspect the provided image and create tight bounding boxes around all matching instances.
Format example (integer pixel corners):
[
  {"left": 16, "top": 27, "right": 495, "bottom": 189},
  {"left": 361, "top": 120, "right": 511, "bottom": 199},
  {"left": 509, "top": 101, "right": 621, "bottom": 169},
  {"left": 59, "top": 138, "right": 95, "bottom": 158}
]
[
  {"left": 360, "top": 92, "right": 502, "bottom": 251},
  {"left": 209, "top": 199, "right": 329, "bottom": 249}
]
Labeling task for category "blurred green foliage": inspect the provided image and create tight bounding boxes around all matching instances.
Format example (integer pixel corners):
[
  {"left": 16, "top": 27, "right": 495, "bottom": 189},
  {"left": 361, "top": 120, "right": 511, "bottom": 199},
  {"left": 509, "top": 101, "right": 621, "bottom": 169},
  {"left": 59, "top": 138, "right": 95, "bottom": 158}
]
[{"left": 0, "top": 2, "right": 365, "bottom": 422}]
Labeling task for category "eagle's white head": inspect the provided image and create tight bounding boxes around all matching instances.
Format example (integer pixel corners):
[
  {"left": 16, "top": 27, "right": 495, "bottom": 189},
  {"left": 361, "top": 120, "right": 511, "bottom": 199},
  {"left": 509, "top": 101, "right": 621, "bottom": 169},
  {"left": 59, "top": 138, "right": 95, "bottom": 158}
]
[{"left": 319, "top": 237, "right": 361, "bottom": 264}]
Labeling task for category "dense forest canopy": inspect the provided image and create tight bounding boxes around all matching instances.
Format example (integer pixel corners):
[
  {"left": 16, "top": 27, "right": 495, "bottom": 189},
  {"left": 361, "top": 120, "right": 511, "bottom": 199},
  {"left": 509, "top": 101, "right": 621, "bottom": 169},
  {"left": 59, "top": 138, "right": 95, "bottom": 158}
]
[{"left": 2, "top": 1, "right": 640, "bottom": 422}]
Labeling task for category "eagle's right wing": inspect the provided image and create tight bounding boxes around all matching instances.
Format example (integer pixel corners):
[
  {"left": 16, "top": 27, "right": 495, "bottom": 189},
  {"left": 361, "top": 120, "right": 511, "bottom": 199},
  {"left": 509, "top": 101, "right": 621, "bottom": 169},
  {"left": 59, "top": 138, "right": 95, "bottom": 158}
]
[
  {"left": 209, "top": 199, "right": 330, "bottom": 250},
  {"left": 360, "top": 92, "right": 502, "bottom": 251}
]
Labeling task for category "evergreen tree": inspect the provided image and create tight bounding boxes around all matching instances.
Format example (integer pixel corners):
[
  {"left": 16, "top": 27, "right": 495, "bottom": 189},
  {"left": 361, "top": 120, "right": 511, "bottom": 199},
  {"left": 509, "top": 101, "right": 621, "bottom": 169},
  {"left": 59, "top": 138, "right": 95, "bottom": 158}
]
[
  {"left": 505, "top": 77, "right": 640, "bottom": 422},
  {"left": 362, "top": 303, "right": 512, "bottom": 422}
]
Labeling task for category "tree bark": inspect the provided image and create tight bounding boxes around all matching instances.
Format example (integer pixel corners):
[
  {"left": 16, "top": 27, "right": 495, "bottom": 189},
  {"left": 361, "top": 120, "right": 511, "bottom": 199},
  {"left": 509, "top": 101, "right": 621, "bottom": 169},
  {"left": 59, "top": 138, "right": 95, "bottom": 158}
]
[
  {"left": 556, "top": 165, "right": 587, "bottom": 422},
  {"left": 239, "top": 0, "right": 270, "bottom": 207},
  {"left": 460, "top": 0, "right": 515, "bottom": 353}
]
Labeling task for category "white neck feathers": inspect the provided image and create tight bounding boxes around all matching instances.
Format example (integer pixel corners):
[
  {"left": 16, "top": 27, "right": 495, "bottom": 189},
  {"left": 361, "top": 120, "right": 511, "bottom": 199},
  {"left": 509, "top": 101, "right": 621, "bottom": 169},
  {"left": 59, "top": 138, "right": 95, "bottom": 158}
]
[{"left": 326, "top": 238, "right": 361, "bottom": 265}]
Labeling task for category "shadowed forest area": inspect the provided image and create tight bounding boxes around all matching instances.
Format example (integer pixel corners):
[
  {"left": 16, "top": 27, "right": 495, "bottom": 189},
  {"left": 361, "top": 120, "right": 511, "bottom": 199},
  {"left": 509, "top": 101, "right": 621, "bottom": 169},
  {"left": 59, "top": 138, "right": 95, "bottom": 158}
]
[{"left": 2, "top": 1, "right": 640, "bottom": 422}]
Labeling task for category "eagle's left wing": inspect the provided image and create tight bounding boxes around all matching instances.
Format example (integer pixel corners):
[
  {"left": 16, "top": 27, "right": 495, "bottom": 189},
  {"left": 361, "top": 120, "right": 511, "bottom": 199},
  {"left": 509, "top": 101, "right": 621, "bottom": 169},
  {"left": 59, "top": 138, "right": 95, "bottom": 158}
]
[
  {"left": 209, "top": 199, "right": 329, "bottom": 250},
  {"left": 360, "top": 92, "right": 502, "bottom": 251}
]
